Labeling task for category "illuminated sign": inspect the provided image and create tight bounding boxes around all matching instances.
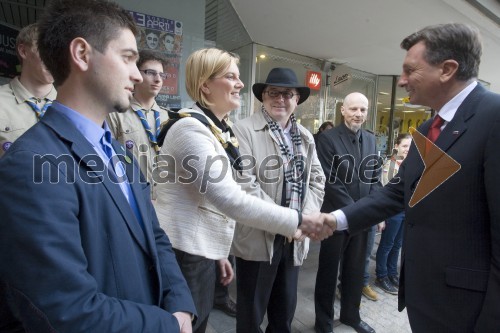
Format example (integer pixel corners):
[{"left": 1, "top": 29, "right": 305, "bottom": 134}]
[{"left": 306, "top": 71, "right": 321, "bottom": 90}]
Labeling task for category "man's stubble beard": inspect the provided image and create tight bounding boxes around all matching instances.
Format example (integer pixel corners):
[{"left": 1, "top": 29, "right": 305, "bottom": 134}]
[
  {"left": 114, "top": 96, "right": 132, "bottom": 113},
  {"left": 115, "top": 105, "right": 129, "bottom": 113}
]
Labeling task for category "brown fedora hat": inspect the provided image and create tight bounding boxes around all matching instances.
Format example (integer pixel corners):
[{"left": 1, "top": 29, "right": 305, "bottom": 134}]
[{"left": 252, "top": 67, "right": 310, "bottom": 105}]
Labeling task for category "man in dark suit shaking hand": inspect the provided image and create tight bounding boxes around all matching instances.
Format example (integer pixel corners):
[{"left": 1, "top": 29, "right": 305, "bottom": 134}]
[
  {"left": 328, "top": 23, "right": 500, "bottom": 332},
  {"left": 0, "top": 0, "right": 196, "bottom": 332}
]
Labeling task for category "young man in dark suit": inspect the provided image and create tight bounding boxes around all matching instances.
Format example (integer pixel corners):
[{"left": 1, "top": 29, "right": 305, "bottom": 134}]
[
  {"left": 329, "top": 23, "right": 500, "bottom": 332},
  {"left": 0, "top": 0, "right": 196, "bottom": 332}
]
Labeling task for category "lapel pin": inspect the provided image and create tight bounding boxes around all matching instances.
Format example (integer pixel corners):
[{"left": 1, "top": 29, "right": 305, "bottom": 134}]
[
  {"left": 125, "top": 156, "right": 132, "bottom": 164},
  {"left": 452, "top": 131, "right": 459, "bottom": 135}
]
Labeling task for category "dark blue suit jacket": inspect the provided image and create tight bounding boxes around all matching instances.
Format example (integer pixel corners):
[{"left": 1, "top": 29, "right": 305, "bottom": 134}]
[
  {"left": 342, "top": 84, "right": 500, "bottom": 332},
  {"left": 0, "top": 106, "right": 196, "bottom": 332},
  {"left": 317, "top": 122, "right": 382, "bottom": 213}
]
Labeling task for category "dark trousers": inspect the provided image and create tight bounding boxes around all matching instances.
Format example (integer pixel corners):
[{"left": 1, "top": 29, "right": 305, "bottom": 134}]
[
  {"left": 236, "top": 236, "right": 299, "bottom": 333},
  {"left": 376, "top": 212, "right": 404, "bottom": 279},
  {"left": 314, "top": 230, "right": 368, "bottom": 332},
  {"left": 174, "top": 249, "right": 215, "bottom": 333}
]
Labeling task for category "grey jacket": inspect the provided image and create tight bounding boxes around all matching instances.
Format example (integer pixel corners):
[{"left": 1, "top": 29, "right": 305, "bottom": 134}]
[{"left": 232, "top": 110, "right": 325, "bottom": 265}]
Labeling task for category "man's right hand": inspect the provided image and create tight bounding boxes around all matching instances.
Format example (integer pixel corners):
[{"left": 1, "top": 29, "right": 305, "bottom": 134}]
[
  {"left": 173, "top": 312, "right": 192, "bottom": 333},
  {"left": 323, "top": 212, "right": 337, "bottom": 231},
  {"left": 299, "top": 213, "right": 337, "bottom": 241}
]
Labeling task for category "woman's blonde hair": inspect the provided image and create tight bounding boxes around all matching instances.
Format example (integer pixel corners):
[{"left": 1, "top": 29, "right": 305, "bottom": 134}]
[{"left": 185, "top": 48, "right": 240, "bottom": 108}]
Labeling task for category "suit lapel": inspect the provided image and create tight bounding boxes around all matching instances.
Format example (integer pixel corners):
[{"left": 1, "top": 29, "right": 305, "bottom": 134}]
[
  {"left": 112, "top": 140, "right": 155, "bottom": 250},
  {"left": 338, "top": 125, "right": 360, "bottom": 173},
  {"left": 338, "top": 127, "right": 355, "bottom": 152},
  {"left": 360, "top": 131, "right": 371, "bottom": 159},
  {"left": 41, "top": 109, "right": 150, "bottom": 254},
  {"left": 407, "top": 85, "right": 485, "bottom": 191},
  {"left": 433, "top": 85, "right": 485, "bottom": 153}
]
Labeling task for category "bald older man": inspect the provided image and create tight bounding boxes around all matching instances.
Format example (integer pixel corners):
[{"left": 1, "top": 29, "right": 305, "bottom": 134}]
[{"left": 314, "top": 92, "right": 382, "bottom": 333}]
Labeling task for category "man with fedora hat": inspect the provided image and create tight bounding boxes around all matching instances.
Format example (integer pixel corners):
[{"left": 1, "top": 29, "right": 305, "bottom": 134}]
[{"left": 231, "top": 67, "right": 326, "bottom": 332}]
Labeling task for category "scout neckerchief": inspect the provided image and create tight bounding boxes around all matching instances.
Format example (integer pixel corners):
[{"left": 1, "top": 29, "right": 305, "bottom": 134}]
[
  {"left": 25, "top": 97, "right": 52, "bottom": 119},
  {"left": 134, "top": 108, "right": 161, "bottom": 154},
  {"left": 261, "top": 105, "right": 304, "bottom": 211}
]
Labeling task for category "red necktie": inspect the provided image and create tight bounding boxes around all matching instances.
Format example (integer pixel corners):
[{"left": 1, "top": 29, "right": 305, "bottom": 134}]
[{"left": 427, "top": 115, "right": 444, "bottom": 143}]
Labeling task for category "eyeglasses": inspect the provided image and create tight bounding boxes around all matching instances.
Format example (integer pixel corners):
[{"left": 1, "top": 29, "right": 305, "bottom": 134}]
[
  {"left": 264, "top": 90, "right": 299, "bottom": 100},
  {"left": 140, "top": 69, "right": 168, "bottom": 80}
]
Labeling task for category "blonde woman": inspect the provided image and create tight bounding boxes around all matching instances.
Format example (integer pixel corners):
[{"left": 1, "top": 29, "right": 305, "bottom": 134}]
[{"left": 155, "top": 48, "right": 333, "bottom": 332}]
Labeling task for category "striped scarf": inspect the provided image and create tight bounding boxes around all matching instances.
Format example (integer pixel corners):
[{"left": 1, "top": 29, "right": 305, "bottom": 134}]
[{"left": 261, "top": 106, "right": 304, "bottom": 211}]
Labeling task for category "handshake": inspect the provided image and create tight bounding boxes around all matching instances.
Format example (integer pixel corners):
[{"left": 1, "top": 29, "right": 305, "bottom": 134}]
[{"left": 294, "top": 212, "right": 337, "bottom": 241}]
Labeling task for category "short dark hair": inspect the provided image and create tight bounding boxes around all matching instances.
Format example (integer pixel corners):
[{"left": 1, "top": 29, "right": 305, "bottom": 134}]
[
  {"left": 318, "top": 121, "right": 334, "bottom": 133},
  {"left": 137, "top": 50, "right": 169, "bottom": 71},
  {"left": 37, "top": 0, "right": 138, "bottom": 86},
  {"left": 400, "top": 23, "right": 481, "bottom": 81},
  {"left": 395, "top": 132, "right": 411, "bottom": 145}
]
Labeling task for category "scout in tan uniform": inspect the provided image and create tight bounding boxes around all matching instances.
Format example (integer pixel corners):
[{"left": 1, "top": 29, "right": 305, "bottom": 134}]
[
  {"left": 107, "top": 50, "right": 169, "bottom": 200},
  {"left": 0, "top": 23, "right": 56, "bottom": 157}
]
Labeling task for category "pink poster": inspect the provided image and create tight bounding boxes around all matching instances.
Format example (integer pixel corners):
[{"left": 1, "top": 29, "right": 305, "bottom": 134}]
[{"left": 130, "top": 11, "right": 183, "bottom": 109}]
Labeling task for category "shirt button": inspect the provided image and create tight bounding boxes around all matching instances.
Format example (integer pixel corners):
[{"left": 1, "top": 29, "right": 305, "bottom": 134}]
[{"left": 5, "top": 127, "right": 10, "bottom": 131}]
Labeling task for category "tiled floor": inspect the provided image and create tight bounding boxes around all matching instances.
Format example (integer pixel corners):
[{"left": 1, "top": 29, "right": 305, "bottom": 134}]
[{"left": 207, "top": 236, "right": 411, "bottom": 333}]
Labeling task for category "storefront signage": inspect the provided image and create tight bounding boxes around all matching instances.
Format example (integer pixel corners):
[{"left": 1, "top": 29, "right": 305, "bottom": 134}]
[
  {"left": 306, "top": 71, "right": 321, "bottom": 90},
  {"left": 130, "top": 11, "right": 183, "bottom": 109},
  {"left": 333, "top": 73, "right": 350, "bottom": 86},
  {"left": 0, "top": 23, "right": 20, "bottom": 79}
]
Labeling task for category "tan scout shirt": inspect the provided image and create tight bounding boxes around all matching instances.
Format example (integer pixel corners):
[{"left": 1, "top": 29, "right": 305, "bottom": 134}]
[
  {"left": 107, "top": 98, "right": 169, "bottom": 200},
  {"left": 0, "top": 77, "right": 57, "bottom": 157}
]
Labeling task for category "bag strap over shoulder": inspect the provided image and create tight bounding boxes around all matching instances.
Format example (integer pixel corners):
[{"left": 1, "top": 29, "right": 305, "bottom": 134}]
[
  {"left": 157, "top": 110, "right": 242, "bottom": 171},
  {"left": 157, "top": 110, "right": 211, "bottom": 147}
]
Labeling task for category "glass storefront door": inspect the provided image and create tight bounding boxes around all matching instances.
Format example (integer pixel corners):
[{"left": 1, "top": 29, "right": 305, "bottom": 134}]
[{"left": 375, "top": 75, "right": 432, "bottom": 157}]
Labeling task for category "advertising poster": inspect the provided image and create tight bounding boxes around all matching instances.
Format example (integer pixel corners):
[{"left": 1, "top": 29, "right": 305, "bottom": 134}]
[
  {"left": 130, "top": 11, "right": 183, "bottom": 109},
  {"left": 0, "top": 24, "right": 20, "bottom": 79}
]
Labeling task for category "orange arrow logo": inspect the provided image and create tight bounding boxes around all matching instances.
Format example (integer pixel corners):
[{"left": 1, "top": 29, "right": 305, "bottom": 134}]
[{"left": 408, "top": 127, "right": 461, "bottom": 207}]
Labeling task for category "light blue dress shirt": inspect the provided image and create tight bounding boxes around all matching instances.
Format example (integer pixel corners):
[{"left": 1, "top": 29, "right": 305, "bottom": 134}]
[{"left": 51, "top": 101, "right": 144, "bottom": 230}]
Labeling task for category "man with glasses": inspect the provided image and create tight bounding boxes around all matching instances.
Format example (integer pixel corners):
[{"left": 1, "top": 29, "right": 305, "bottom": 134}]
[
  {"left": 108, "top": 50, "right": 169, "bottom": 201},
  {"left": 232, "top": 67, "right": 326, "bottom": 332}
]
